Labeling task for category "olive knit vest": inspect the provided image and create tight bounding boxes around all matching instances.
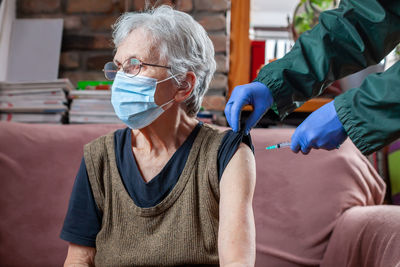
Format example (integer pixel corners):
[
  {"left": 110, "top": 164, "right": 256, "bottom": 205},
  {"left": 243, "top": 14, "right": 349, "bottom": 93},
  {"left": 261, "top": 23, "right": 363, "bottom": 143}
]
[{"left": 84, "top": 124, "right": 226, "bottom": 266}]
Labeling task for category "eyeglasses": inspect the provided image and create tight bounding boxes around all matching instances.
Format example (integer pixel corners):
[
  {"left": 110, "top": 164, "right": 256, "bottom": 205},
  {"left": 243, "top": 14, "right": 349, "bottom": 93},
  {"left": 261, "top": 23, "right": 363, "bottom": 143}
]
[{"left": 103, "top": 57, "right": 171, "bottom": 80}]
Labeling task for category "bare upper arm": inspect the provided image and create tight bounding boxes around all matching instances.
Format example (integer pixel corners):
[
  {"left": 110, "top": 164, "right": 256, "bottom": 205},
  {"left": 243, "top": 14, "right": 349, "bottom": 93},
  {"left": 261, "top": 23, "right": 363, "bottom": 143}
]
[
  {"left": 64, "top": 243, "right": 96, "bottom": 267},
  {"left": 218, "top": 142, "right": 256, "bottom": 266},
  {"left": 220, "top": 142, "right": 256, "bottom": 204}
]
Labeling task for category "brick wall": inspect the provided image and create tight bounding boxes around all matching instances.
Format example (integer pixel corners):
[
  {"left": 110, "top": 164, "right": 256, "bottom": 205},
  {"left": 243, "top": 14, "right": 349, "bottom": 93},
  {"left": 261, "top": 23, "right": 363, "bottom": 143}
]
[{"left": 17, "top": 0, "right": 229, "bottom": 117}]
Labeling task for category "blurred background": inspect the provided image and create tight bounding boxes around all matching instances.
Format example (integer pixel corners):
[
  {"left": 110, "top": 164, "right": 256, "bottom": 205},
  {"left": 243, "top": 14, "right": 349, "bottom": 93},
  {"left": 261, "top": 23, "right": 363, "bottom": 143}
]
[{"left": 1, "top": 0, "right": 398, "bottom": 125}]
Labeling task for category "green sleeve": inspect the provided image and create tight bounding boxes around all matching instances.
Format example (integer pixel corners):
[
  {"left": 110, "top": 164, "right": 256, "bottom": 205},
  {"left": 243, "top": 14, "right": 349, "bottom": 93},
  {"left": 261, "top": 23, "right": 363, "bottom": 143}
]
[
  {"left": 334, "top": 61, "right": 400, "bottom": 155},
  {"left": 254, "top": 0, "right": 400, "bottom": 119}
]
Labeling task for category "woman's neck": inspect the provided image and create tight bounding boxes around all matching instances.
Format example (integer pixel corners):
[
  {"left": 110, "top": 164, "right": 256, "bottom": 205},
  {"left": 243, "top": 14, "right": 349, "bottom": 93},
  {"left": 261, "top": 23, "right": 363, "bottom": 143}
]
[{"left": 131, "top": 107, "right": 199, "bottom": 155}]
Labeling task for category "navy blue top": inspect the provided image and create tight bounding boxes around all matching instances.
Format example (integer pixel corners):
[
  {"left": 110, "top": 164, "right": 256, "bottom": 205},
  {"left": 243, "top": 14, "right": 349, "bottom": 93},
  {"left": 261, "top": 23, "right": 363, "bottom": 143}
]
[{"left": 60, "top": 123, "right": 253, "bottom": 247}]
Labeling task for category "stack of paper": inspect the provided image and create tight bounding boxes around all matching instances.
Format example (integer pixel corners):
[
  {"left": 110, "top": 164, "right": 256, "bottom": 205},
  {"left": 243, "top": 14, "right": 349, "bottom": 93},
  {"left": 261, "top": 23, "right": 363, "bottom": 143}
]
[
  {"left": 69, "top": 90, "right": 120, "bottom": 124},
  {"left": 0, "top": 79, "right": 73, "bottom": 123}
]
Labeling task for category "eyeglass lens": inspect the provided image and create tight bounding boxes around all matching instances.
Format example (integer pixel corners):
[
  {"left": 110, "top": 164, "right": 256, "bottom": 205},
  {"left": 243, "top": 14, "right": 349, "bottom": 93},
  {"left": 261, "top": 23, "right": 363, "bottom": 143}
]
[
  {"left": 103, "top": 62, "right": 118, "bottom": 80},
  {"left": 103, "top": 58, "right": 142, "bottom": 80},
  {"left": 123, "top": 58, "right": 141, "bottom": 77}
]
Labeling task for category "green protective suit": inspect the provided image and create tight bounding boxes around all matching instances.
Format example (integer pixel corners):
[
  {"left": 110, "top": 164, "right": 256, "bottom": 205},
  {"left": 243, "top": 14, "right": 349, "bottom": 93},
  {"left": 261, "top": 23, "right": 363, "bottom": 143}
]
[{"left": 254, "top": 0, "right": 400, "bottom": 155}]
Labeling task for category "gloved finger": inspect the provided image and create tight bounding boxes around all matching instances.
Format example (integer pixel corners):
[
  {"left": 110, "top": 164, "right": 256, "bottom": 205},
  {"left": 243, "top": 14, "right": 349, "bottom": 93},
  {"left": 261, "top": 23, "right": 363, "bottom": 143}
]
[
  {"left": 224, "top": 101, "right": 233, "bottom": 129},
  {"left": 229, "top": 97, "right": 248, "bottom": 132},
  {"left": 290, "top": 130, "right": 301, "bottom": 153},
  {"left": 291, "top": 143, "right": 301, "bottom": 153},
  {"left": 298, "top": 134, "right": 312, "bottom": 154},
  {"left": 300, "top": 143, "right": 311, "bottom": 155},
  {"left": 244, "top": 105, "right": 268, "bottom": 134},
  {"left": 310, "top": 141, "right": 319, "bottom": 149}
]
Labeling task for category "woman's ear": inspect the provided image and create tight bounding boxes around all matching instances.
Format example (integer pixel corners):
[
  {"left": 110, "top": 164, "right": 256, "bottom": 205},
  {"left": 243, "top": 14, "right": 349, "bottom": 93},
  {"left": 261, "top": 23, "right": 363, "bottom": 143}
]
[{"left": 174, "top": 72, "right": 196, "bottom": 103}]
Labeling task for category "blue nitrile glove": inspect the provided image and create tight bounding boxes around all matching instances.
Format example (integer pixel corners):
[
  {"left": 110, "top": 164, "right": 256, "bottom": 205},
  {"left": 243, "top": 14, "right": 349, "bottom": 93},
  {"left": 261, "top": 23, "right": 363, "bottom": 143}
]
[
  {"left": 225, "top": 82, "right": 273, "bottom": 134},
  {"left": 291, "top": 100, "right": 348, "bottom": 154}
]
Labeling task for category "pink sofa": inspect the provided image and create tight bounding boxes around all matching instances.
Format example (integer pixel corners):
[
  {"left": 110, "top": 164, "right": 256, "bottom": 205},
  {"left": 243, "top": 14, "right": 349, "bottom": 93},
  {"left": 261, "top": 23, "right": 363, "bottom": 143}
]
[{"left": 0, "top": 122, "right": 399, "bottom": 266}]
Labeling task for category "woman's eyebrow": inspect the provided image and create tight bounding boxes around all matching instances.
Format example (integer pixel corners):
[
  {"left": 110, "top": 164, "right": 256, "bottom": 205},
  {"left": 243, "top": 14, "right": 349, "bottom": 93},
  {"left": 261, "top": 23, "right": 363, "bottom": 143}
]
[
  {"left": 115, "top": 54, "right": 145, "bottom": 66},
  {"left": 129, "top": 54, "right": 145, "bottom": 60}
]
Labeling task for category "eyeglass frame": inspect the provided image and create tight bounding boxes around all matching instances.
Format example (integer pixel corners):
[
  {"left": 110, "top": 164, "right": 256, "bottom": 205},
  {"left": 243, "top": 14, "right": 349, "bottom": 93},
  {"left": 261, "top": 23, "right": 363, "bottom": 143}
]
[{"left": 103, "top": 57, "right": 172, "bottom": 80}]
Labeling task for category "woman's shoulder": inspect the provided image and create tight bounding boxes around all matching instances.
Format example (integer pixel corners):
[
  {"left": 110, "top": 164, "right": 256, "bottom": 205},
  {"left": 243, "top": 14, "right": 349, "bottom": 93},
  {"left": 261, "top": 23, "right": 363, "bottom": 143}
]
[
  {"left": 201, "top": 122, "right": 230, "bottom": 136},
  {"left": 196, "top": 123, "right": 244, "bottom": 158}
]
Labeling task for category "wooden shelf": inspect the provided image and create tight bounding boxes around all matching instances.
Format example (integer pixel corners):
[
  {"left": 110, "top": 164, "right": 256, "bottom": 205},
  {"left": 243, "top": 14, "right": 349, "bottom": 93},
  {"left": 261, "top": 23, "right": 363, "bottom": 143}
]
[
  {"left": 294, "top": 98, "right": 332, "bottom": 112},
  {"left": 239, "top": 98, "right": 333, "bottom": 112}
]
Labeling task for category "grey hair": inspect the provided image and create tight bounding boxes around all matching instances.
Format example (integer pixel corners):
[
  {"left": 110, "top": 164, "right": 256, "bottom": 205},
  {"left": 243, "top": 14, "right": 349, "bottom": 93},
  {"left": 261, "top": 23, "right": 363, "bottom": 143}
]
[{"left": 112, "top": 5, "right": 216, "bottom": 117}]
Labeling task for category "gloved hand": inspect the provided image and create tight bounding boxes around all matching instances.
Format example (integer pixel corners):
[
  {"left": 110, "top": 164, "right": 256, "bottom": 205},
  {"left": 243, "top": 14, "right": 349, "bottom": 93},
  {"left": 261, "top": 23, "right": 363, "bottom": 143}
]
[
  {"left": 225, "top": 82, "right": 273, "bottom": 134},
  {"left": 291, "top": 100, "right": 348, "bottom": 154}
]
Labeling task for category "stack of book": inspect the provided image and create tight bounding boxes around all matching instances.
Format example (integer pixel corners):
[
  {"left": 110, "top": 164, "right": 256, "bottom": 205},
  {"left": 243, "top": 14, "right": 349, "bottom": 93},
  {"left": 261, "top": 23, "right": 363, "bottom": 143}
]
[
  {"left": 69, "top": 90, "right": 120, "bottom": 124},
  {"left": 0, "top": 79, "right": 73, "bottom": 123}
]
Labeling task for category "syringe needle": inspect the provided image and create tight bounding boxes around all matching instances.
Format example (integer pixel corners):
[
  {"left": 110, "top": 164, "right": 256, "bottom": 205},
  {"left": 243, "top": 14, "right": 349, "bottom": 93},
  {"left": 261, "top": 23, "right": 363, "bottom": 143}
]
[{"left": 265, "top": 142, "right": 291, "bottom": 150}]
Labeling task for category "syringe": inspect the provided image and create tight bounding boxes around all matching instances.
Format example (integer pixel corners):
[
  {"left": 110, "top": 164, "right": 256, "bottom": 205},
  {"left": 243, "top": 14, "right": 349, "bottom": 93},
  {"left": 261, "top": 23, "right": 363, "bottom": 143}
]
[{"left": 265, "top": 142, "right": 291, "bottom": 150}]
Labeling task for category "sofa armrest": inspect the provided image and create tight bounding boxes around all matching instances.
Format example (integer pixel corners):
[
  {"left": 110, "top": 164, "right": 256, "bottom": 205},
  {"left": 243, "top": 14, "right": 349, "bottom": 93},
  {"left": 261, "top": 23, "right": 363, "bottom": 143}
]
[
  {"left": 321, "top": 205, "right": 400, "bottom": 267},
  {"left": 0, "top": 122, "right": 122, "bottom": 267}
]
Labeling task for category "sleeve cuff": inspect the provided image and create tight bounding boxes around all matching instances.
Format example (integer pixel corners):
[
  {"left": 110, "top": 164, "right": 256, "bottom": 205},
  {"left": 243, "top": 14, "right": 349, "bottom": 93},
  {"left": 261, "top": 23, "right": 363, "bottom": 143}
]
[
  {"left": 60, "top": 230, "right": 96, "bottom": 248},
  {"left": 254, "top": 75, "right": 301, "bottom": 120},
  {"left": 334, "top": 93, "right": 371, "bottom": 155}
]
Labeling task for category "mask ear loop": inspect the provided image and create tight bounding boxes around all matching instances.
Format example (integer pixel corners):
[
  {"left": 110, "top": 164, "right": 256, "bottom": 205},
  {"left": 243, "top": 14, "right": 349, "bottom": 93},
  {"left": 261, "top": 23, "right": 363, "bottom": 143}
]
[
  {"left": 156, "top": 73, "right": 190, "bottom": 107},
  {"left": 156, "top": 74, "right": 179, "bottom": 84},
  {"left": 156, "top": 74, "right": 178, "bottom": 108},
  {"left": 159, "top": 97, "right": 175, "bottom": 108}
]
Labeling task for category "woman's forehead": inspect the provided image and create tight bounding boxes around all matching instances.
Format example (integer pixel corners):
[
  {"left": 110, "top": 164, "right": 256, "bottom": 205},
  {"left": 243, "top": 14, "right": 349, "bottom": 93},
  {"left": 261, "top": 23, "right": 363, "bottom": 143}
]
[{"left": 114, "top": 28, "right": 158, "bottom": 64}]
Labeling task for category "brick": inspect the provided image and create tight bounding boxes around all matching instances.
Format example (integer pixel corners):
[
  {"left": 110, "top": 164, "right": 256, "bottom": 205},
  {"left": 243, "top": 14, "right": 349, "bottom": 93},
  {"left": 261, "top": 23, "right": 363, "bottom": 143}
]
[
  {"left": 62, "top": 34, "right": 113, "bottom": 50},
  {"left": 209, "top": 33, "right": 227, "bottom": 53},
  {"left": 209, "top": 73, "right": 228, "bottom": 90},
  {"left": 133, "top": 0, "right": 146, "bottom": 11},
  {"left": 201, "top": 95, "right": 226, "bottom": 111},
  {"left": 16, "top": 13, "right": 58, "bottom": 19},
  {"left": 215, "top": 54, "right": 228, "bottom": 73},
  {"left": 133, "top": 0, "right": 173, "bottom": 11},
  {"left": 66, "top": 0, "right": 113, "bottom": 13},
  {"left": 194, "top": 0, "right": 229, "bottom": 12},
  {"left": 86, "top": 54, "right": 114, "bottom": 70},
  {"left": 62, "top": 35, "right": 92, "bottom": 50},
  {"left": 60, "top": 71, "right": 108, "bottom": 87},
  {"left": 19, "top": 0, "right": 61, "bottom": 14},
  {"left": 176, "top": 0, "right": 193, "bottom": 12},
  {"left": 88, "top": 15, "right": 118, "bottom": 31},
  {"left": 60, "top": 52, "right": 80, "bottom": 69},
  {"left": 12, "top": 13, "right": 82, "bottom": 31},
  {"left": 93, "top": 35, "right": 114, "bottom": 49},
  {"left": 195, "top": 14, "right": 226, "bottom": 31},
  {"left": 155, "top": 0, "right": 174, "bottom": 7},
  {"left": 64, "top": 16, "right": 82, "bottom": 30}
]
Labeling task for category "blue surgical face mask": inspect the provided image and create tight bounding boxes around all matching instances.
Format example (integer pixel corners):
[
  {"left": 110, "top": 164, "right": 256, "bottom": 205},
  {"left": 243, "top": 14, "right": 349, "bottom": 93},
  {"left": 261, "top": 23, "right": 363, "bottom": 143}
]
[{"left": 111, "top": 71, "right": 176, "bottom": 129}]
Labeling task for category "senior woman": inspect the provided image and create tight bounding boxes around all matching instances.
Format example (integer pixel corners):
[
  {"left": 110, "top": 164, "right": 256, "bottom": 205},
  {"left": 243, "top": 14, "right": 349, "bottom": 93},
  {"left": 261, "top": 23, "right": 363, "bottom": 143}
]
[{"left": 60, "top": 5, "right": 256, "bottom": 267}]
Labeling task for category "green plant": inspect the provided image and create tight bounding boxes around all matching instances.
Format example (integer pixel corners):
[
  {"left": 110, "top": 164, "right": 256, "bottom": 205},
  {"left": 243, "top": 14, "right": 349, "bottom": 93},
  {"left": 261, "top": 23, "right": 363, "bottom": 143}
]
[{"left": 293, "top": 0, "right": 337, "bottom": 36}]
